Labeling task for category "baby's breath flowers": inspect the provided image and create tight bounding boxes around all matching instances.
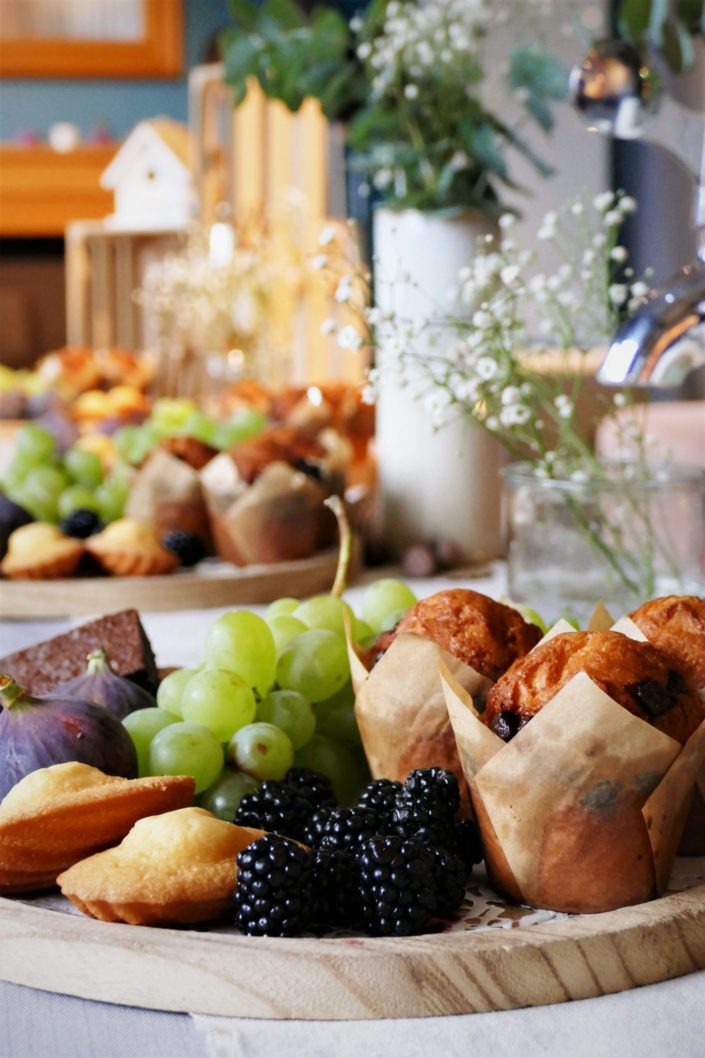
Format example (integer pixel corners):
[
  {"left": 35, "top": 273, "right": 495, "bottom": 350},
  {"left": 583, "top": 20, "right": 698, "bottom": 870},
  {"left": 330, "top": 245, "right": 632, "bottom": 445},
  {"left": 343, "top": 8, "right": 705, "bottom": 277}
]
[
  {"left": 363, "top": 190, "right": 655, "bottom": 478},
  {"left": 318, "top": 192, "right": 677, "bottom": 599},
  {"left": 223, "top": 0, "right": 570, "bottom": 216},
  {"left": 137, "top": 213, "right": 305, "bottom": 391}
]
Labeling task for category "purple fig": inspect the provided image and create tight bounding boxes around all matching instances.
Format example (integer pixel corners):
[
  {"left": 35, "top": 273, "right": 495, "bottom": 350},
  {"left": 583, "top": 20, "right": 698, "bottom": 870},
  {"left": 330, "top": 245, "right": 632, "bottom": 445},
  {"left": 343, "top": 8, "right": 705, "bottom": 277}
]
[
  {"left": 0, "top": 674, "right": 138, "bottom": 801},
  {"left": 52, "top": 648, "right": 156, "bottom": 720}
]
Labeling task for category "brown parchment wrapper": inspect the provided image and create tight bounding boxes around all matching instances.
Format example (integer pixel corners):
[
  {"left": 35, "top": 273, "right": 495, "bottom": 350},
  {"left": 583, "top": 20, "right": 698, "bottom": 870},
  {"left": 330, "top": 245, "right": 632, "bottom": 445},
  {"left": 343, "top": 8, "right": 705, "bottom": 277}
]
[
  {"left": 611, "top": 613, "right": 705, "bottom": 855},
  {"left": 349, "top": 631, "right": 492, "bottom": 805},
  {"left": 125, "top": 449, "right": 212, "bottom": 545},
  {"left": 443, "top": 664, "right": 705, "bottom": 914},
  {"left": 200, "top": 458, "right": 327, "bottom": 566}
]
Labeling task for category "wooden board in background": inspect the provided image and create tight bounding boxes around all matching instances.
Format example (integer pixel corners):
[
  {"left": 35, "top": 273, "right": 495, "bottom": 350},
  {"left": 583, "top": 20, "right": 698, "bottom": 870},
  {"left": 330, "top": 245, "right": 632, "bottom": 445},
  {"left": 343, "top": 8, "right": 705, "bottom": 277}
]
[
  {"left": 0, "top": 546, "right": 359, "bottom": 618},
  {"left": 0, "top": 867, "right": 704, "bottom": 1020}
]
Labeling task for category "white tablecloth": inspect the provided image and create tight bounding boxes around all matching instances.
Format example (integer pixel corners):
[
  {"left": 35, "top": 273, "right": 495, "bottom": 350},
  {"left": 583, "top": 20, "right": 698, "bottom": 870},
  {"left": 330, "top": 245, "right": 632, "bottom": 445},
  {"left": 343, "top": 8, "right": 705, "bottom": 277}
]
[{"left": 2, "top": 564, "right": 705, "bottom": 1057}]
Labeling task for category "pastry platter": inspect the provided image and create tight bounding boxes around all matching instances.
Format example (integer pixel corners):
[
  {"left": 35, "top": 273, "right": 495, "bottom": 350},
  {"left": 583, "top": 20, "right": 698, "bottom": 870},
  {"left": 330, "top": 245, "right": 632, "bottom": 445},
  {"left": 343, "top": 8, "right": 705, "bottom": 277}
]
[
  {"left": 0, "top": 546, "right": 359, "bottom": 618},
  {"left": 0, "top": 859, "right": 703, "bottom": 1020}
]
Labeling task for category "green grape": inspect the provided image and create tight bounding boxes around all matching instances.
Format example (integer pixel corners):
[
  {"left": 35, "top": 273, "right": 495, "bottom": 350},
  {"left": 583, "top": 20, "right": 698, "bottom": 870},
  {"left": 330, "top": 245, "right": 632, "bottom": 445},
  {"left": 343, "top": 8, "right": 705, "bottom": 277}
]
[
  {"left": 181, "top": 668, "right": 256, "bottom": 742},
  {"left": 199, "top": 767, "right": 258, "bottom": 821},
  {"left": 156, "top": 667, "right": 198, "bottom": 719},
  {"left": 123, "top": 707, "right": 177, "bottom": 776},
  {"left": 293, "top": 734, "right": 370, "bottom": 805},
  {"left": 203, "top": 610, "right": 276, "bottom": 694},
  {"left": 227, "top": 722, "right": 294, "bottom": 781},
  {"left": 151, "top": 397, "right": 198, "bottom": 432},
  {"left": 180, "top": 410, "right": 217, "bottom": 445},
  {"left": 352, "top": 618, "right": 374, "bottom": 644},
  {"left": 360, "top": 579, "right": 417, "bottom": 632},
  {"left": 211, "top": 408, "right": 267, "bottom": 449},
  {"left": 57, "top": 485, "right": 101, "bottom": 519},
  {"left": 515, "top": 605, "right": 548, "bottom": 634},
  {"left": 148, "top": 722, "right": 224, "bottom": 793},
  {"left": 95, "top": 476, "right": 128, "bottom": 522},
  {"left": 265, "top": 597, "right": 300, "bottom": 621},
  {"left": 20, "top": 465, "right": 68, "bottom": 521},
  {"left": 276, "top": 629, "right": 349, "bottom": 702},
  {"left": 112, "top": 425, "right": 154, "bottom": 466},
  {"left": 3, "top": 458, "right": 30, "bottom": 495},
  {"left": 268, "top": 615, "right": 307, "bottom": 655},
  {"left": 378, "top": 607, "right": 407, "bottom": 633},
  {"left": 16, "top": 423, "right": 55, "bottom": 463},
  {"left": 314, "top": 682, "right": 361, "bottom": 745},
  {"left": 257, "top": 689, "right": 315, "bottom": 750},
  {"left": 112, "top": 426, "right": 141, "bottom": 464},
  {"left": 63, "top": 447, "right": 104, "bottom": 488},
  {"left": 293, "top": 595, "right": 355, "bottom": 637}
]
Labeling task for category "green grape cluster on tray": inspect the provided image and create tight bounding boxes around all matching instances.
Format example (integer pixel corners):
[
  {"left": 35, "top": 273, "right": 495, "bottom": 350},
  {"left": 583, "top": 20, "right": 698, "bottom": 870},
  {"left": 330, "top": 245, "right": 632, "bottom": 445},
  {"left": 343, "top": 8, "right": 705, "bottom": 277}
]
[
  {"left": 122, "top": 578, "right": 419, "bottom": 812},
  {"left": 2, "top": 423, "right": 129, "bottom": 526}
]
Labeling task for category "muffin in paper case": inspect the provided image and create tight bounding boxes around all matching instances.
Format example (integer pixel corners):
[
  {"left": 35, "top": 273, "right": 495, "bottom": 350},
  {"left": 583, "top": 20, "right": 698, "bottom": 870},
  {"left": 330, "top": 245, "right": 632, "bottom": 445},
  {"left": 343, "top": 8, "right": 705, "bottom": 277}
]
[
  {"left": 348, "top": 631, "right": 492, "bottom": 806},
  {"left": 441, "top": 620, "right": 705, "bottom": 914},
  {"left": 611, "top": 613, "right": 705, "bottom": 856}
]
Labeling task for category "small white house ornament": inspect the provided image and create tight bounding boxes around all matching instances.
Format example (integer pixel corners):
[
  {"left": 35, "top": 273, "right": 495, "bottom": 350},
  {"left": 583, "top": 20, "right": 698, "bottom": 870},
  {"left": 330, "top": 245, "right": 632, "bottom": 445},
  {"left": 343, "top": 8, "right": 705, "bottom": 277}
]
[{"left": 100, "top": 118, "right": 193, "bottom": 230}]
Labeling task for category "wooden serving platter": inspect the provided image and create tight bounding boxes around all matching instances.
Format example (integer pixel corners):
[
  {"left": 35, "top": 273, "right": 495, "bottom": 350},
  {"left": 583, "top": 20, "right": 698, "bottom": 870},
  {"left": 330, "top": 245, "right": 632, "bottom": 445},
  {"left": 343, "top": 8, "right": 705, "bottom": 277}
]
[
  {"left": 1, "top": 861, "right": 703, "bottom": 1019},
  {"left": 0, "top": 547, "right": 358, "bottom": 618}
]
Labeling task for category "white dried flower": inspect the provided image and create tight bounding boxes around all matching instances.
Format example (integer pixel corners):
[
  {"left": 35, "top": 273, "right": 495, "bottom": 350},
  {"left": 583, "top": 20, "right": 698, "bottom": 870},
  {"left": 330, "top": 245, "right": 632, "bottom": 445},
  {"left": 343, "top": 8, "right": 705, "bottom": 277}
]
[
  {"left": 337, "top": 325, "right": 364, "bottom": 351},
  {"left": 593, "top": 190, "right": 615, "bottom": 211},
  {"left": 608, "top": 283, "right": 628, "bottom": 306},
  {"left": 312, "top": 254, "right": 329, "bottom": 271},
  {"left": 318, "top": 226, "right": 337, "bottom": 247}
]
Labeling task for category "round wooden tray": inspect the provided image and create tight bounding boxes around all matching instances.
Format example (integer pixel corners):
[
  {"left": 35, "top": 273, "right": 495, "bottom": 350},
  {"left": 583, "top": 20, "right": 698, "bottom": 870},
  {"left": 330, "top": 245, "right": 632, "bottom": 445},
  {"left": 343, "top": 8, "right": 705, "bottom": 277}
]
[
  {"left": 0, "top": 547, "right": 356, "bottom": 618},
  {"left": 1, "top": 861, "right": 703, "bottom": 1019}
]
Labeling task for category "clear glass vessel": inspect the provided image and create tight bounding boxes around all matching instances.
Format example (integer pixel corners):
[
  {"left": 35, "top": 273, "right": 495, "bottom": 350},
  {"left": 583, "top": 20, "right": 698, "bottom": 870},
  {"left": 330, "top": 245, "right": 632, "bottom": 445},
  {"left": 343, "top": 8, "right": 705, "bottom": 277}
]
[{"left": 502, "top": 460, "right": 705, "bottom": 624}]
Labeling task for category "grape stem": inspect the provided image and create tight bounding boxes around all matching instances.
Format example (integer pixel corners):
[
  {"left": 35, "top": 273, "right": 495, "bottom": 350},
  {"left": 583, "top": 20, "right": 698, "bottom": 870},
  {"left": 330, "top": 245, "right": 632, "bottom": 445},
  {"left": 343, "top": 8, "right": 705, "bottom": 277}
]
[{"left": 324, "top": 495, "right": 352, "bottom": 598}]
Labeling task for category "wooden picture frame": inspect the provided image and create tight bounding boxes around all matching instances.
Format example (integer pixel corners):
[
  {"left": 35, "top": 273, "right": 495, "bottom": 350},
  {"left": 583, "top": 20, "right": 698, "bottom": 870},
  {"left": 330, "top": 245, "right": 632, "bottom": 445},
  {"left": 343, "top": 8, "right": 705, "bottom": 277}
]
[{"left": 0, "top": 0, "right": 183, "bottom": 79}]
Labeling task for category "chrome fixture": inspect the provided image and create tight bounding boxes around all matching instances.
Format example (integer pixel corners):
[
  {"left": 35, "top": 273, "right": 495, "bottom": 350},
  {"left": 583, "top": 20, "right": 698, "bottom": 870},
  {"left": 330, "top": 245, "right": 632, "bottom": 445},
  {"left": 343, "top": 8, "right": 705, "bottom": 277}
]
[{"left": 570, "top": 39, "right": 705, "bottom": 388}]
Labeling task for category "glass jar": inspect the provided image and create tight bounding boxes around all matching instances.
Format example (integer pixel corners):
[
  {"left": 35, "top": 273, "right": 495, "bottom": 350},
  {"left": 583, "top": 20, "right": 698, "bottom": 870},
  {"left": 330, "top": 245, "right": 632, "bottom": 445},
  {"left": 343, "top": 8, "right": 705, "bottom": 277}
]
[{"left": 502, "top": 460, "right": 705, "bottom": 624}]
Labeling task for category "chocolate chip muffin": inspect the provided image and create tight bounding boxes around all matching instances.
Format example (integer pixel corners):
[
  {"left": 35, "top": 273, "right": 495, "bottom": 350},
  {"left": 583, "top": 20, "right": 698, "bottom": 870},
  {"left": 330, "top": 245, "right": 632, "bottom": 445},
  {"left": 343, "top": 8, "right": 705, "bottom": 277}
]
[
  {"left": 628, "top": 595, "right": 705, "bottom": 690},
  {"left": 483, "top": 630, "right": 705, "bottom": 744},
  {"left": 363, "top": 589, "right": 543, "bottom": 680}
]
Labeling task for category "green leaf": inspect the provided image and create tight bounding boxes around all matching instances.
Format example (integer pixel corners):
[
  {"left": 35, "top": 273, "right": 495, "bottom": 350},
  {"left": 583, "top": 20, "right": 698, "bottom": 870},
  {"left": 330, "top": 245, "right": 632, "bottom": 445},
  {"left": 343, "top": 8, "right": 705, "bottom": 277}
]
[
  {"left": 466, "top": 124, "right": 508, "bottom": 179},
  {"left": 222, "top": 34, "right": 262, "bottom": 89},
  {"left": 675, "top": 0, "right": 705, "bottom": 32},
  {"left": 497, "top": 120, "right": 554, "bottom": 179},
  {"left": 227, "top": 0, "right": 261, "bottom": 33},
  {"left": 260, "top": 0, "right": 306, "bottom": 33},
  {"left": 661, "top": 15, "right": 696, "bottom": 69},
  {"left": 619, "top": 0, "right": 654, "bottom": 38}
]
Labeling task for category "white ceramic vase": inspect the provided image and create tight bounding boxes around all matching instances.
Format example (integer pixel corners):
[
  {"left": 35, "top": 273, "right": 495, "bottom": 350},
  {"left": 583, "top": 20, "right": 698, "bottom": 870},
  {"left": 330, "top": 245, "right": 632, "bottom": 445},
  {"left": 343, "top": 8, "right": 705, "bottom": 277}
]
[{"left": 373, "top": 207, "right": 505, "bottom": 558}]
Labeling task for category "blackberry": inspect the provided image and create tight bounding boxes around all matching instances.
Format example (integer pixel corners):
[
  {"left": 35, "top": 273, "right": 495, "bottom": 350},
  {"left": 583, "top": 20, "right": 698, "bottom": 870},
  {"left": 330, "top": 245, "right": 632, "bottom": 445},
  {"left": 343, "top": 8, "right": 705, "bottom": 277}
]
[
  {"left": 453, "top": 818, "right": 483, "bottom": 871},
  {"left": 358, "top": 835, "right": 438, "bottom": 936},
  {"left": 235, "top": 780, "right": 312, "bottom": 841},
  {"left": 357, "top": 779, "right": 401, "bottom": 824},
  {"left": 162, "top": 529, "right": 206, "bottom": 567},
  {"left": 284, "top": 767, "right": 336, "bottom": 810},
  {"left": 403, "top": 821, "right": 457, "bottom": 853},
  {"left": 312, "top": 847, "right": 361, "bottom": 928},
  {"left": 302, "top": 806, "right": 337, "bottom": 848},
  {"left": 393, "top": 767, "right": 459, "bottom": 840},
  {"left": 402, "top": 767, "right": 460, "bottom": 815},
  {"left": 234, "top": 835, "right": 313, "bottom": 937},
  {"left": 318, "top": 806, "right": 380, "bottom": 854},
  {"left": 429, "top": 846, "right": 467, "bottom": 916},
  {"left": 60, "top": 508, "right": 102, "bottom": 539}
]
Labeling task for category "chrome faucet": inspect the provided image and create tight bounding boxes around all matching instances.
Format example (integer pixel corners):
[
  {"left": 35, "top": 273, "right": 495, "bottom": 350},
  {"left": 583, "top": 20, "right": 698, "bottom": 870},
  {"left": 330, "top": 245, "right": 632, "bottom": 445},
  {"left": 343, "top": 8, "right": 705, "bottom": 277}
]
[{"left": 570, "top": 40, "right": 705, "bottom": 388}]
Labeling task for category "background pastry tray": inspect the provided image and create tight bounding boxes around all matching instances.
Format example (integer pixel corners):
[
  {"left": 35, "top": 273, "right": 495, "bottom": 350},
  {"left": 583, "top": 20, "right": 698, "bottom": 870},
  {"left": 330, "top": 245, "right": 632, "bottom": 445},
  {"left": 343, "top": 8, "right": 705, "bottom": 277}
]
[
  {"left": 0, "top": 546, "right": 359, "bottom": 618},
  {"left": 0, "top": 859, "right": 703, "bottom": 1019}
]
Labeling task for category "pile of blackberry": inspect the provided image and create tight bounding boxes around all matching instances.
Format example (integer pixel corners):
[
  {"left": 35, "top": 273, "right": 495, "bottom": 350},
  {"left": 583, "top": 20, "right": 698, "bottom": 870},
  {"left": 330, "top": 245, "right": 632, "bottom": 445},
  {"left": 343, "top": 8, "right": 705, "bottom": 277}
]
[{"left": 232, "top": 766, "right": 483, "bottom": 938}]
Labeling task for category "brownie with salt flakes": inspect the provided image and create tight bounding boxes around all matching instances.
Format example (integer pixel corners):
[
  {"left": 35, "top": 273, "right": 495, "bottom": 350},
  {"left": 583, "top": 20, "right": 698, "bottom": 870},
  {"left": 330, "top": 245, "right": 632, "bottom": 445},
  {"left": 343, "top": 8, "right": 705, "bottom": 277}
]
[{"left": 0, "top": 609, "right": 158, "bottom": 695}]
